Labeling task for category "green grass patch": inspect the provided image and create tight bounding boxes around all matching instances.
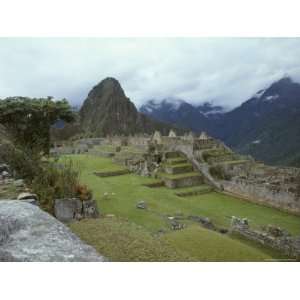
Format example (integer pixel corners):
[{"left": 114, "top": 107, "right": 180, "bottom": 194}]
[
  {"left": 69, "top": 217, "right": 192, "bottom": 261},
  {"left": 0, "top": 183, "right": 19, "bottom": 199},
  {"left": 185, "top": 192, "right": 300, "bottom": 235},
  {"left": 164, "top": 225, "right": 278, "bottom": 261},
  {"left": 221, "top": 160, "right": 249, "bottom": 165},
  {"left": 166, "top": 158, "right": 188, "bottom": 165},
  {"left": 164, "top": 162, "right": 192, "bottom": 168},
  {"left": 173, "top": 185, "right": 212, "bottom": 193},
  {"left": 159, "top": 171, "right": 201, "bottom": 179},
  {"left": 63, "top": 154, "right": 300, "bottom": 261}
]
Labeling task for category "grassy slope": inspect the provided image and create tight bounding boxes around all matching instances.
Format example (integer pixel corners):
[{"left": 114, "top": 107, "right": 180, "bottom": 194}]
[
  {"left": 70, "top": 218, "right": 192, "bottom": 262},
  {"left": 164, "top": 225, "right": 284, "bottom": 261},
  {"left": 64, "top": 155, "right": 300, "bottom": 261}
]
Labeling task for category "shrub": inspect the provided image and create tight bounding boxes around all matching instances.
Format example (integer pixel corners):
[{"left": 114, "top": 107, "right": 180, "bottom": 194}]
[
  {"left": 75, "top": 183, "right": 93, "bottom": 201},
  {"left": 31, "top": 159, "right": 80, "bottom": 213},
  {"left": 0, "top": 143, "right": 42, "bottom": 181}
]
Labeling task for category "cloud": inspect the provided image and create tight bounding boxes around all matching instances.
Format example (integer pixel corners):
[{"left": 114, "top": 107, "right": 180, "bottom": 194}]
[{"left": 0, "top": 37, "right": 300, "bottom": 109}]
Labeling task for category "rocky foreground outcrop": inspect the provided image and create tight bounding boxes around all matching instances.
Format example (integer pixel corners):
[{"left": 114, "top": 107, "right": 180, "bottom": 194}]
[{"left": 0, "top": 200, "right": 105, "bottom": 262}]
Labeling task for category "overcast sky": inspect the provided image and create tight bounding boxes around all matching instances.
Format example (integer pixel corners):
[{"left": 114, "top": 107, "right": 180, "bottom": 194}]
[{"left": 0, "top": 38, "right": 300, "bottom": 109}]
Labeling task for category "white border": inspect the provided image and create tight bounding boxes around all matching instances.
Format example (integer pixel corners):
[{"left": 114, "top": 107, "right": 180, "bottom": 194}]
[
  {"left": 0, "top": 0, "right": 300, "bottom": 36},
  {"left": 0, "top": 1, "right": 299, "bottom": 299}
]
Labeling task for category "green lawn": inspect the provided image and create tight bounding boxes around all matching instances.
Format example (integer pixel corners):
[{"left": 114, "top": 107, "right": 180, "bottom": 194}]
[
  {"left": 62, "top": 154, "right": 300, "bottom": 261},
  {"left": 164, "top": 225, "right": 284, "bottom": 261},
  {"left": 70, "top": 218, "right": 281, "bottom": 261},
  {"left": 69, "top": 217, "right": 193, "bottom": 262},
  {"left": 158, "top": 171, "right": 201, "bottom": 179},
  {"left": 92, "top": 145, "right": 145, "bottom": 154}
]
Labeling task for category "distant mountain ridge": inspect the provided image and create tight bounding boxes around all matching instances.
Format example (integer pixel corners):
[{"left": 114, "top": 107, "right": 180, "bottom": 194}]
[
  {"left": 215, "top": 77, "right": 300, "bottom": 166},
  {"left": 140, "top": 98, "right": 225, "bottom": 132},
  {"left": 140, "top": 77, "right": 300, "bottom": 167}
]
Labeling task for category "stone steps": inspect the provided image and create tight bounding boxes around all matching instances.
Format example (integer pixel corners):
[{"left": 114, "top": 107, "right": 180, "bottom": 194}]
[
  {"left": 164, "top": 163, "right": 194, "bottom": 175},
  {"left": 166, "top": 158, "right": 188, "bottom": 165},
  {"left": 160, "top": 172, "right": 204, "bottom": 189}
]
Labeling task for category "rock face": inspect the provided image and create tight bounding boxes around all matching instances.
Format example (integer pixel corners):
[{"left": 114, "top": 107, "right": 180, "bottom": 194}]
[
  {"left": 0, "top": 200, "right": 105, "bottom": 262},
  {"left": 54, "top": 198, "right": 99, "bottom": 222},
  {"left": 79, "top": 77, "right": 175, "bottom": 136}
]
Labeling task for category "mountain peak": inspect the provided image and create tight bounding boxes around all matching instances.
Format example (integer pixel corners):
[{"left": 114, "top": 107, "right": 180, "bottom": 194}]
[
  {"left": 88, "top": 77, "right": 124, "bottom": 99},
  {"left": 79, "top": 78, "right": 176, "bottom": 136},
  {"left": 274, "top": 76, "right": 293, "bottom": 84}
]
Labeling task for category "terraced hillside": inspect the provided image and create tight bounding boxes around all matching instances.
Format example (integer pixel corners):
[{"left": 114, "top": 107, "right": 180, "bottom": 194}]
[{"left": 62, "top": 154, "right": 300, "bottom": 261}]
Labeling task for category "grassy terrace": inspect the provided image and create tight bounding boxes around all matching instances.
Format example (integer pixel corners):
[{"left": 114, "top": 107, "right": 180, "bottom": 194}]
[
  {"left": 173, "top": 185, "right": 212, "bottom": 193},
  {"left": 164, "top": 162, "right": 193, "bottom": 168},
  {"left": 166, "top": 158, "right": 188, "bottom": 165},
  {"left": 92, "top": 145, "right": 145, "bottom": 154},
  {"left": 158, "top": 171, "right": 201, "bottom": 179},
  {"left": 63, "top": 154, "right": 300, "bottom": 261}
]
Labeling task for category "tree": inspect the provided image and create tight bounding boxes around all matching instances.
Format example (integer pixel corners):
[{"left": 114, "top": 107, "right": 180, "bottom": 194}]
[{"left": 0, "top": 96, "right": 75, "bottom": 154}]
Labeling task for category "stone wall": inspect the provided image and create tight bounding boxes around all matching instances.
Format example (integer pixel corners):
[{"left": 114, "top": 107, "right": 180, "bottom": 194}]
[
  {"left": 54, "top": 198, "right": 99, "bottom": 222},
  {"left": 222, "top": 179, "right": 300, "bottom": 214},
  {"left": 230, "top": 217, "right": 300, "bottom": 259}
]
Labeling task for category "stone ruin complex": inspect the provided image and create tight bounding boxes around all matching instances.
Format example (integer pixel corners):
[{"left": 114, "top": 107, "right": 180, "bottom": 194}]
[
  {"left": 47, "top": 129, "right": 300, "bottom": 259},
  {"left": 220, "top": 162, "right": 300, "bottom": 214},
  {"left": 50, "top": 129, "right": 300, "bottom": 215}
]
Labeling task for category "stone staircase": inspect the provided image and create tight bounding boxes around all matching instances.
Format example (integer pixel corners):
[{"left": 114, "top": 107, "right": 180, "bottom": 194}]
[{"left": 158, "top": 152, "right": 213, "bottom": 196}]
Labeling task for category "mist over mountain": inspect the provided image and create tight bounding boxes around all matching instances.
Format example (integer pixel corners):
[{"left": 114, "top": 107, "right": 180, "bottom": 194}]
[
  {"left": 140, "top": 98, "right": 226, "bottom": 133},
  {"left": 215, "top": 77, "right": 300, "bottom": 166},
  {"left": 140, "top": 77, "right": 300, "bottom": 167}
]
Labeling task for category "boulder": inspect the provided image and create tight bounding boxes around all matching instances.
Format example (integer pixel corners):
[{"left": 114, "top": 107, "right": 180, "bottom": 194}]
[
  {"left": 54, "top": 198, "right": 82, "bottom": 222},
  {"left": 136, "top": 201, "right": 147, "bottom": 209},
  {"left": 170, "top": 220, "right": 184, "bottom": 230},
  {"left": 54, "top": 198, "right": 100, "bottom": 222},
  {"left": 188, "top": 215, "right": 215, "bottom": 230},
  {"left": 17, "top": 192, "right": 38, "bottom": 201},
  {"left": 82, "top": 200, "right": 99, "bottom": 218},
  {"left": 17, "top": 192, "right": 39, "bottom": 206},
  {"left": 0, "top": 200, "right": 105, "bottom": 262}
]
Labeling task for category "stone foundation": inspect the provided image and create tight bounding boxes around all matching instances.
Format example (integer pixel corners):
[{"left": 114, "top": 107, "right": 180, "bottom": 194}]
[
  {"left": 54, "top": 198, "right": 99, "bottom": 222},
  {"left": 230, "top": 217, "right": 300, "bottom": 259},
  {"left": 163, "top": 174, "right": 203, "bottom": 189},
  {"left": 222, "top": 180, "right": 300, "bottom": 214}
]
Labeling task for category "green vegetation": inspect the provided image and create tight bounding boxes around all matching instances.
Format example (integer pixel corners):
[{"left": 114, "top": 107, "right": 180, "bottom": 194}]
[
  {"left": 0, "top": 96, "right": 75, "bottom": 154},
  {"left": 0, "top": 182, "right": 18, "bottom": 199},
  {"left": 0, "top": 144, "right": 43, "bottom": 181},
  {"left": 0, "top": 97, "right": 82, "bottom": 214},
  {"left": 186, "top": 192, "right": 300, "bottom": 235},
  {"left": 158, "top": 171, "right": 201, "bottom": 179},
  {"left": 166, "top": 158, "right": 188, "bottom": 165},
  {"left": 32, "top": 158, "right": 81, "bottom": 213},
  {"left": 164, "top": 225, "right": 282, "bottom": 261},
  {"left": 63, "top": 154, "right": 300, "bottom": 261},
  {"left": 69, "top": 217, "right": 192, "bottom": 261},
  {"left": 93, "top": 145, "right": 145, "bottom": 154}
]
